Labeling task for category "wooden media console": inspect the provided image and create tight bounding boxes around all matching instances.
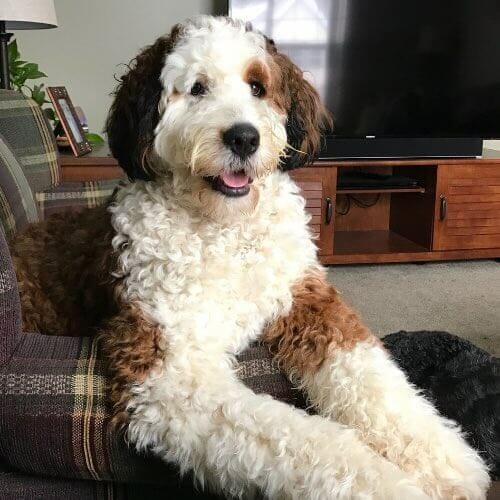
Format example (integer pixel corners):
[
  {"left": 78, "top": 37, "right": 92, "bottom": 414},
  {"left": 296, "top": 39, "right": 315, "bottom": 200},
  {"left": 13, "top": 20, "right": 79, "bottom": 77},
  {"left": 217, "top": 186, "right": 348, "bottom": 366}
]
[{"left": 290, "top": 150, "right": 500, "bottom": 265}]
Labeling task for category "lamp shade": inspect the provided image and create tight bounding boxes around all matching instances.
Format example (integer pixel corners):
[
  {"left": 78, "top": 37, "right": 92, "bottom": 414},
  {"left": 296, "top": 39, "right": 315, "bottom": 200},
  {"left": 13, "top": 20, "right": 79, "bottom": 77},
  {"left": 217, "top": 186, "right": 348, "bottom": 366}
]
[{"left": 0, "top": 0, "right": 57, "bottom": 30}]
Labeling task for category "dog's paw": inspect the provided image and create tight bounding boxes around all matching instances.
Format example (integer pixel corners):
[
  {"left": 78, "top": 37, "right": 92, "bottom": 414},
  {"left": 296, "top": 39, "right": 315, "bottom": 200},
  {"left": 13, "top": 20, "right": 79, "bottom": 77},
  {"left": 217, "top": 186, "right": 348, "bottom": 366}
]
[
  {"left": 392, "top": 481, "right": 431, "bottom": 500},
  {"left": 294, "top": 440, "right": 429, "bottom": 499},
  {"left": 422, "top": 450, "right": 491, "bottom": 500},
  {"left": 401, "top": 429, "right": 491, "bottom": 500},
  {"left": 318, "top": 454, "right": 429, "bottom": 499},
  {"left": 373, "top": 460, "right": 430, "bottom": 500}
]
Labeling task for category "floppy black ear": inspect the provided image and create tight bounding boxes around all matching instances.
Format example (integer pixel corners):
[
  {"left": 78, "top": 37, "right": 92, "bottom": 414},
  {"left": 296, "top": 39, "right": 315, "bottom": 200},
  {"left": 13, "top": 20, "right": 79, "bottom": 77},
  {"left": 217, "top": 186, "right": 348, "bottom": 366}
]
[
  {"left": 106, "top": 25, "right": 183, "bottom": 181},
  {"left": 266, "top": 38, "right": 332, "bottom": 171}
]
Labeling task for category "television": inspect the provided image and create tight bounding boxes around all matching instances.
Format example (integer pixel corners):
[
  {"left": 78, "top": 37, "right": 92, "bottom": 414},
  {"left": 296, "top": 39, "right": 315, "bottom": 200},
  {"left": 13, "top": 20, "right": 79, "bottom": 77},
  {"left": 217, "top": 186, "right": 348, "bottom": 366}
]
[{"left": 229, "top": 0, "right": 500, "bottom": 159}]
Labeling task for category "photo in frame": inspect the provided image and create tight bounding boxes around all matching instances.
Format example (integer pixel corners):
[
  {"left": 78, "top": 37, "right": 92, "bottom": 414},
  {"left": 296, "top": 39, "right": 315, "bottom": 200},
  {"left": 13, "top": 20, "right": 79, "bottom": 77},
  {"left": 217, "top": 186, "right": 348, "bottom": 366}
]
[{"left": 47, "top": 86, "right": 92, "bottom": 157}]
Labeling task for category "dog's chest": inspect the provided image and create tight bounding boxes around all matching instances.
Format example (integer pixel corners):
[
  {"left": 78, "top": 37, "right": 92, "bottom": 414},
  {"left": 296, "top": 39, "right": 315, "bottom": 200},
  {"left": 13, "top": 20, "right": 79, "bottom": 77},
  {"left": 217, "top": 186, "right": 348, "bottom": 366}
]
[{"left": 111, "top": 175, "right": 318, "bottom": 347}]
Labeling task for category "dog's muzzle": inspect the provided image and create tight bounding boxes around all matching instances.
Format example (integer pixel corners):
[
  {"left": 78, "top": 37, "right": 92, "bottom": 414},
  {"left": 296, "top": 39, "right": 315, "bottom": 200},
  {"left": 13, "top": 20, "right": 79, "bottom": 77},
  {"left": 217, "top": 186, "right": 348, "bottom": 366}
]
[{"left": 204, "top": 122, "right": 259, "bottom": 197}]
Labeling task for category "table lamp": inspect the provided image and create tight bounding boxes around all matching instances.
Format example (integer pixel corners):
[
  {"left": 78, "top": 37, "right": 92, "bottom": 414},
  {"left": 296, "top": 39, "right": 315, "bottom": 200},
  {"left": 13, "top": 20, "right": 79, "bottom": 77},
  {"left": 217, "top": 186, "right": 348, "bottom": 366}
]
[{"left": 0, "top": 0, "right": 57, "bottom": 89}]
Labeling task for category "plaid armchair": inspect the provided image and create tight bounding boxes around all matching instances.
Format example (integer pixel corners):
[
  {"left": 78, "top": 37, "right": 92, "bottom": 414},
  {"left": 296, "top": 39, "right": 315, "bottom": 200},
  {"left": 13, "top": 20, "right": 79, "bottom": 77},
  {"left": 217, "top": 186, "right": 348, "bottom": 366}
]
[
  {"left": 0, "top": 91, "right": 117, "bottom": 239},
  {"left": 0, "top": 90, "right": 304, "bottom": 498}
]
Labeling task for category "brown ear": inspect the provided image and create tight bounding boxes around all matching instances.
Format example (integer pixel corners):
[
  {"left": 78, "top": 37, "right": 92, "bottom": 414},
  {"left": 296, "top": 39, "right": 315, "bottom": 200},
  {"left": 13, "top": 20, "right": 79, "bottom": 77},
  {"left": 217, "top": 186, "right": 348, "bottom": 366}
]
[
  {"left": 266, "top": 38, "right": 332, "bottom": 170},
  {"left": 105, "top": 24, "right": 184, "bottom": 181}
]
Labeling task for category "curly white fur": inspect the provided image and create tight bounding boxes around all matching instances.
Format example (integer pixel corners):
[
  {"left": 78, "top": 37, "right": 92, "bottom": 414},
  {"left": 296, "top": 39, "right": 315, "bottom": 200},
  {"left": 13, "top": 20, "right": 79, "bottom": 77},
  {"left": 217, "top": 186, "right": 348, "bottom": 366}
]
[
  {"left": 109, "top": 15, "right": 489, "bottom": 499},
  {"left": 155, "top": 17, "right": 287, "bottom": 183},
  {"left": 111, "top": 174, "right": 427, "bottom": 499},
  {"left": 302, "top": 342, "right": 491, "bottom": 498}
]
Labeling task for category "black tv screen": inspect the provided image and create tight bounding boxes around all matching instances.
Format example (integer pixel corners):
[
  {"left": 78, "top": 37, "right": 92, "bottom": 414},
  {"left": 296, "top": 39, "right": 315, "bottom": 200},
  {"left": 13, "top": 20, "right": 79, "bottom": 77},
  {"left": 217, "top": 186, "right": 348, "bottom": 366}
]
[{"left": 229, "top": 0, "right": 500, "bottom": 139}]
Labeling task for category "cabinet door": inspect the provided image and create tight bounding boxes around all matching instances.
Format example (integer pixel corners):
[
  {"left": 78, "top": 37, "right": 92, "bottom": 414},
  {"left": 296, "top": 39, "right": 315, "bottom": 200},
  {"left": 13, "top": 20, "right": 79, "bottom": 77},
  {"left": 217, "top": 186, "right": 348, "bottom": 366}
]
[
  {"left": 433, "top": 164, "right": 500, "bottom": 250},
  {"left": 289, "top": 167, "right": 336, "bottom": 256}
]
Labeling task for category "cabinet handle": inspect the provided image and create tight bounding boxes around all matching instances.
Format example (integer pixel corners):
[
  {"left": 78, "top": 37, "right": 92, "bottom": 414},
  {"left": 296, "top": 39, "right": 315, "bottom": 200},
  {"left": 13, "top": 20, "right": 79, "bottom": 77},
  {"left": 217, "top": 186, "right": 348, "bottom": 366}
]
[
  {"left": 439, "top": 194, "right": 447, "bottom": 221},
  {"left": 325, "top": 197, "right": 332, "bottom": 224}
]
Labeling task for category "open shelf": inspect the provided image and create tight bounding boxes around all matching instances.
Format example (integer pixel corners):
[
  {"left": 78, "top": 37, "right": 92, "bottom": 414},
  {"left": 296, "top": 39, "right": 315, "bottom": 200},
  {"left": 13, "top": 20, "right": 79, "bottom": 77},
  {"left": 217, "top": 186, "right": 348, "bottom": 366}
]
[
  {"left": 292, "top": 155, "right": 500, "bottom": 265},
  {"left": 337, "top": 187, "right": 426, "bottom": 195},
  {"left": 334, "top": 230, "right": 429, "bottom": 255}
]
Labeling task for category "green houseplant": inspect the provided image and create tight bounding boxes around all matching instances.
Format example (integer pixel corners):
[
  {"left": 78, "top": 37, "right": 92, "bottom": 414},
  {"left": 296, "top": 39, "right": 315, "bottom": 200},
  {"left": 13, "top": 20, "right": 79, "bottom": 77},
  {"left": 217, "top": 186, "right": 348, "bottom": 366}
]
[{"left": 8, "top": 39, "right": 104, "bottom": 145}]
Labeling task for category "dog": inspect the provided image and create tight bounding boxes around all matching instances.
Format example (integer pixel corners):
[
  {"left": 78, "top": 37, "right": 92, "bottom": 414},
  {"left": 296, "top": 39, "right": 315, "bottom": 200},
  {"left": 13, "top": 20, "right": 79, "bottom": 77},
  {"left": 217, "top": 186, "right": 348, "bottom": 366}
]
[
  {"left": 384, "top": 330, "right": 500, "bottom": 480},
  {"left": 11, "top": 16, "right": 490, "bottom": 499}
]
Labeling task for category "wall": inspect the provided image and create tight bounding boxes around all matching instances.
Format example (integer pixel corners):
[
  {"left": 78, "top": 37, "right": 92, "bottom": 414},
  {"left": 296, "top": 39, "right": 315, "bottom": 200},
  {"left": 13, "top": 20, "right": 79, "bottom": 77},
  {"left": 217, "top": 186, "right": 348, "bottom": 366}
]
[
  {"left": 14, "top": 1, "right": 500, "bottom": 151},
  {"left": 487, "top": 140, "right": 500, "bottom": 151},
  {"left": 15, "top": 0, "right": 226, "bottom": 135}
]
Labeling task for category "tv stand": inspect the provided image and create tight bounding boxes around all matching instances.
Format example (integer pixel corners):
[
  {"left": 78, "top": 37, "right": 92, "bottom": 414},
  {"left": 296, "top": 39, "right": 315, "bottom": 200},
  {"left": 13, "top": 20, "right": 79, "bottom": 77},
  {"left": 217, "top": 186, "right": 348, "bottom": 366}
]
[
  {"left": 320, "top": 137, "right": 483, "bottom": 160},
  {"left": 289, "top": 149, "right": 500, "bottom": 265}
]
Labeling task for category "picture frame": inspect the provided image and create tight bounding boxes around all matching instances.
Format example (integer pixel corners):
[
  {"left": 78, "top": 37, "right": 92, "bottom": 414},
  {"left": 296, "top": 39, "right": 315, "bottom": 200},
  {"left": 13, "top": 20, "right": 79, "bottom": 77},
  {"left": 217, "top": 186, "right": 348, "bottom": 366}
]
[{"left": 47, "top": 86, "right": 92, "bottom": 157}]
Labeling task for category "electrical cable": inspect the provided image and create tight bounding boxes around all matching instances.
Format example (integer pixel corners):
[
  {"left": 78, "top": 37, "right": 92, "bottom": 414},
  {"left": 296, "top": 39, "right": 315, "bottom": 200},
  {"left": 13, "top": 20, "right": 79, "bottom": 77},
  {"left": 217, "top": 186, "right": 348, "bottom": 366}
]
[{"left": 335, "top": 193, "right": 381, "bottom": 216}]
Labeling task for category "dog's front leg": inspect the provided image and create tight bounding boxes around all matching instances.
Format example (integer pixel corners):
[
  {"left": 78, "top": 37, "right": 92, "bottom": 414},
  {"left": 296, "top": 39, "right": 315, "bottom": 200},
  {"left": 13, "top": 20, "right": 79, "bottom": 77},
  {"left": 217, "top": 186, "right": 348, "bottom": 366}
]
[
  {"left": 125, "top": 347, "right": 426, "bottom": 499},
  {"left": 263, "top": 269, "right": 490, "bottom": 499}
]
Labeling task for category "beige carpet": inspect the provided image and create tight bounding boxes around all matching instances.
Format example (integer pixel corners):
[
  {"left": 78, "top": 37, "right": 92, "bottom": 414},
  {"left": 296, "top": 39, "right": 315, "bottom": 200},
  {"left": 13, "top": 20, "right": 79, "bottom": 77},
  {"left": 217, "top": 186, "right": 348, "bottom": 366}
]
[{"left": 327, "top": 259, "right": 500, "bottom": 356}]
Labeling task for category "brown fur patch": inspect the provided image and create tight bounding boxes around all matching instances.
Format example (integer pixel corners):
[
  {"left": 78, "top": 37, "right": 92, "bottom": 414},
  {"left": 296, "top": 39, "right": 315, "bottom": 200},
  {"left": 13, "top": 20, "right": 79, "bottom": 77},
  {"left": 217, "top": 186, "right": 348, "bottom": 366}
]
[
  {"left": 10, "top": 206, "right": 120, "bottom": 336},
  {"left": 262, "top": 269, "right": 376, "bottom": 375},
  {"left": 243, "top": 58, "right": 272, "bottom": 96},
  {"left": 12, "top": 204, "right": 166, "bottom": 426},
  {"left": 99, "top": 303, "right": 166, "bottom": 427},
  {"left": 264, "top": 52, "right": 291, "bottom": 114},
  {"left": 265, "top": 38, "right": 333, "bottom": 168},
  {"left": 106, "top": 23, "right": 185, "bottom": 181}
]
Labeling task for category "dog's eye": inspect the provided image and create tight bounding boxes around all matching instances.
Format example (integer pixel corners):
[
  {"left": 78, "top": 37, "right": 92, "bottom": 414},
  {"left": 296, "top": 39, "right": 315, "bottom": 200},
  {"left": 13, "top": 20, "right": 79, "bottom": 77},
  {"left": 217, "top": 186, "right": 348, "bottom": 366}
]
[
  {"left": 250, "top": 81, "right": 266, "bottom": 98},
  {"left": 190, "top": 82, "right": 207, "bottom": 97}
]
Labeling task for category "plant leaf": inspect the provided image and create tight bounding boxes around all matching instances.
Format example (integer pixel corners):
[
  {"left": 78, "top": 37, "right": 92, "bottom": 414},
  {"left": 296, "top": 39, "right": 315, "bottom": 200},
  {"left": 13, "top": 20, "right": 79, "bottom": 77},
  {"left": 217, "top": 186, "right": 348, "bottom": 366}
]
[
  {"left": 11, "top": 59, "right": 27, "bottom": 69},
  {"left": 86, "top": 133, "right": 105, "bottom": 145},
  {"left": 8, "top": 40, "right": 48, "bottom": 90},
  {"left": 22, "top": 63, "right": 47, "bottom": 80},
  {"left": 8, "top": 39, "right": 19, "bottom": 63},
  {"left": 31, "top": 71, "right": 47, "bottom": 79},
  {"left": 31, "top": 84, "right": 46, "bottom": 106},
  {"left": 22, "top": 62, "right": 37, "bottom": 73},
  {"left": 44, "top": 108, "right": 56, "bottom": 121},
  {"left": 13, "top": 68, "right": 28, "bottom": 86}
]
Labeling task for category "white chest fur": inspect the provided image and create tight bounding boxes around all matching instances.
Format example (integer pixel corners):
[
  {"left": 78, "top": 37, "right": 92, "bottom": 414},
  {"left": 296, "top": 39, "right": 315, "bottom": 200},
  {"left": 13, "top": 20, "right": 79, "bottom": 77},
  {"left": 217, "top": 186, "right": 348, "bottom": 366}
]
[{"left": 110, "top": 172, "right": 318, "bottom": 354}]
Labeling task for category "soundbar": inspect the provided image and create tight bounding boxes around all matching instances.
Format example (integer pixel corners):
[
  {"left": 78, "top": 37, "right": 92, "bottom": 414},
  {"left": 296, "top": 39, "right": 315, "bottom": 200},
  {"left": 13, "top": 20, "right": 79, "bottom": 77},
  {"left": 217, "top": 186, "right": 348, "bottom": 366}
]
[{"left": 319, "top": 137, "right": 483, "bottom": 160}]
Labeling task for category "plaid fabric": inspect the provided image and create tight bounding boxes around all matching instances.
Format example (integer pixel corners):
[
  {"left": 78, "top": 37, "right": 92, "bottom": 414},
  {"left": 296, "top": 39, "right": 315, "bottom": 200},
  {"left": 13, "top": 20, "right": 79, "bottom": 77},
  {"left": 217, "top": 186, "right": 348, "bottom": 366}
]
[
  {"left": 0, "top": 472, "right": 224, "bottom": 500},
  {"left": 0, "top": 229, "right": 20, "bottom": 367},
  {"left": 237, "top": 344, "right": 307, "bottom": 408},
  {"left": 0, "top": 132, "right": 39, "bottom": 241},
  {"left": 0, "top": 472, "right": 120, "bottom": 500},
  {"left": 36, "top": 180, "right": 121, "bottom": 220},
  {"left": 0, "top": 334, "right": 173, "bottom": 483},
  {"left": 0, "top": 330, "right": 304, "bottom": 485},
  {"left": 0, "top": 90, "right": 59, "bottom": 192}
]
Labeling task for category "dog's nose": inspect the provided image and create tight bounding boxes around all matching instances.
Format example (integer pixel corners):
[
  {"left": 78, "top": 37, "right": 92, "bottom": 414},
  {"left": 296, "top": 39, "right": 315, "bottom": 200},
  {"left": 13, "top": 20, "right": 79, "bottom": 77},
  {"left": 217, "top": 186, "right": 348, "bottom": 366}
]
[{"left": 223, "top": 123, "right": 260, "bottom": 159}]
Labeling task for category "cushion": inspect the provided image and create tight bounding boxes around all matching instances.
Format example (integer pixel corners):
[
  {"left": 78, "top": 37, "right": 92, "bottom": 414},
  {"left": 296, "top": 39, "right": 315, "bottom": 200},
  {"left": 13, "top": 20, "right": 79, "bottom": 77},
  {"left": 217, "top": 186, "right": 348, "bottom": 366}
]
[
  {"left": 0, "top": 132, "right": 38, "bottom": 241},
  {"left": 0, "top": 90, "right": 60, "bottom": 192},
  {"left": 36, "top": 180, "right": 121, "bottom": 220}
]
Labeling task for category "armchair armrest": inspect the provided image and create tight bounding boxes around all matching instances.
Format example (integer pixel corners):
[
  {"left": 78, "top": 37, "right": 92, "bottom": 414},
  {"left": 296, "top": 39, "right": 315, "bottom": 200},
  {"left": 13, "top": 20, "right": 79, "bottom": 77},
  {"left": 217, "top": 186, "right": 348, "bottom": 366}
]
[
  {"left": 36, "top": 180, "right": 122, "bottom": 220},
  {"left": 0, "top": 228, "right": 21, "bottom": 366},
  {"left": 0, "top": 326, "right": 304, "bottom": 485},
  {"left": 0, "top": 332, "right": 172, "bottom": 483}
]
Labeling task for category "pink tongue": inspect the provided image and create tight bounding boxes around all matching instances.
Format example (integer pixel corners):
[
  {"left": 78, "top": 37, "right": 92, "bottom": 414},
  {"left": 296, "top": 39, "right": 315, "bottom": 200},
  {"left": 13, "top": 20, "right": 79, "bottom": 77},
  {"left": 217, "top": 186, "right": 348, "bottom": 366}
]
[{"left": 220, "top": 172, "right": 249, "bottom": 188}]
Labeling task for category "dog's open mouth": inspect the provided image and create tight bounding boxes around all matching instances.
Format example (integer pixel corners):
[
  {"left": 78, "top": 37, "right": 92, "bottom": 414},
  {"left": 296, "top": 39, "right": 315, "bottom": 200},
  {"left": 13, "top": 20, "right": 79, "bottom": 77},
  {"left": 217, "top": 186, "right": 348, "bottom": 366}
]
[{"left": 205, "top": 171, "right": 253, "bottom": 197}]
